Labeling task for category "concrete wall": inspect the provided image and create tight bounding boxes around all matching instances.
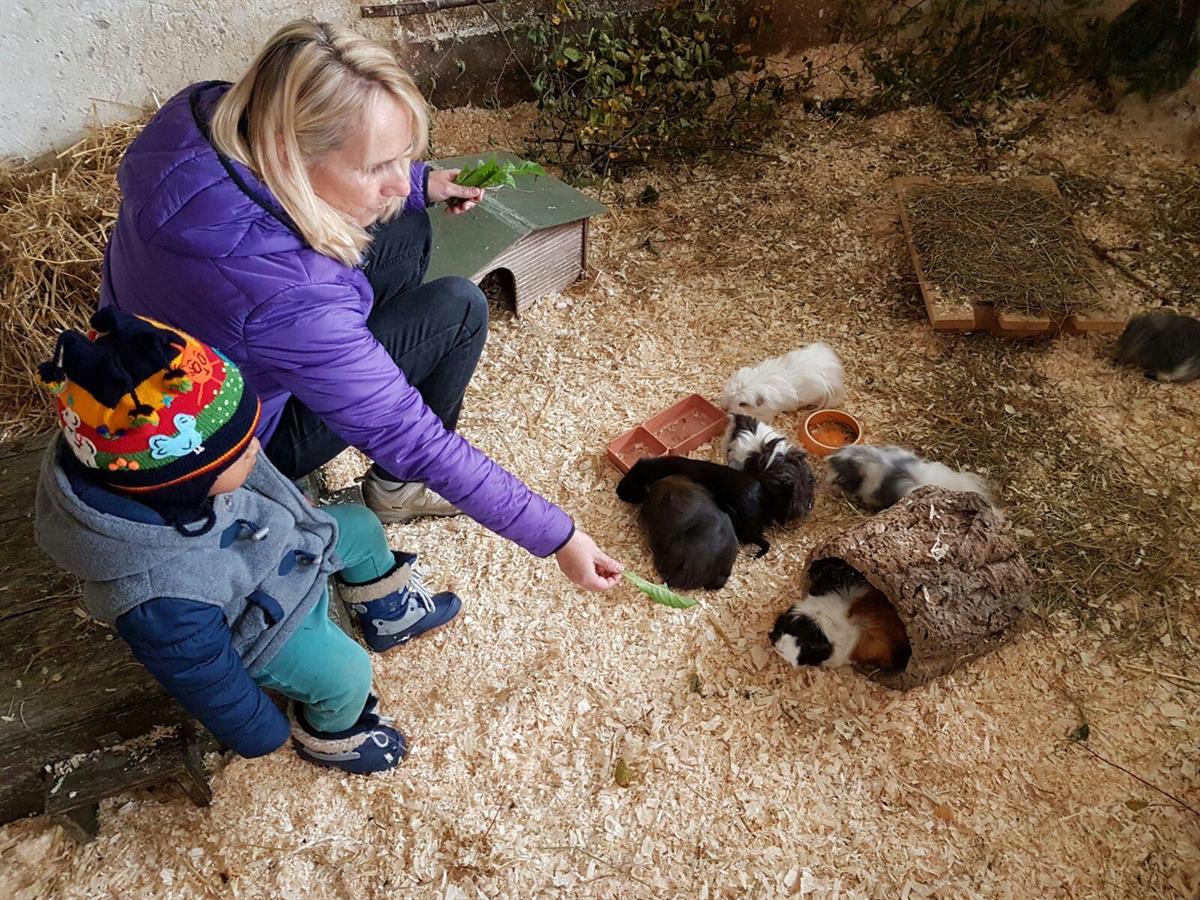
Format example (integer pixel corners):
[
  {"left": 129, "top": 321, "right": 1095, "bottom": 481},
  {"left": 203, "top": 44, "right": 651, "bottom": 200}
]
[
  {"left": 0, "top": 1, "right": 385, "bottom": 159},
  {"left": 0, "top": 0, "right": 837, "bottom": 160}
]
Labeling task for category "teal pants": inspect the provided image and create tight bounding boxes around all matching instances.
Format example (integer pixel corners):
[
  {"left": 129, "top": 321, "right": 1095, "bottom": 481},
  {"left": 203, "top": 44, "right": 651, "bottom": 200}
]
[{"left": 255, "top": 505, "right": 393, "bottom": 733}]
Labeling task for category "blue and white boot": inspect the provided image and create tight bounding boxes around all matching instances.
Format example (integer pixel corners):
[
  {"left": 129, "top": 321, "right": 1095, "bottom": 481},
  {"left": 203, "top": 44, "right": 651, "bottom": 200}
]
[
  {"left": 340, "top": 551, "right": 462, "bottom": 653},
  {"left": 291, "top": 694, "right": 406, "bottom": 774}
]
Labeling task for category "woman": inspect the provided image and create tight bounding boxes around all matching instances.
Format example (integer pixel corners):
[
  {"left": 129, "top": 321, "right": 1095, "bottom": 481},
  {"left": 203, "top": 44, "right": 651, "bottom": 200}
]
[{"left": 99, "top": 19, "right": 622, "bottom": 591}]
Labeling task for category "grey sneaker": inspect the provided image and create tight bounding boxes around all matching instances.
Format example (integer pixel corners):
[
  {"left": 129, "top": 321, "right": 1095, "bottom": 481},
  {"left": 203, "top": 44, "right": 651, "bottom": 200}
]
[{"left": 362, "top": 473, "right": 461, "bottom": 523}]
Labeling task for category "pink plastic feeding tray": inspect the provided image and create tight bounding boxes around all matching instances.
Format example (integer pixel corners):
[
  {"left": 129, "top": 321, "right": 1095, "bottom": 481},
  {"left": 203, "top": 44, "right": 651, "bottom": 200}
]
[{"left": 606, "top": 394, "right": 728, "bottom": 473}]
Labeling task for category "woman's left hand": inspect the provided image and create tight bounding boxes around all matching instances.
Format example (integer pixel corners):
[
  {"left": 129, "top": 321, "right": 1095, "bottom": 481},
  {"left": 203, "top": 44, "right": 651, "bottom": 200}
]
[{"left": 427, "top": 168, "right": 484, "bottom": 214}]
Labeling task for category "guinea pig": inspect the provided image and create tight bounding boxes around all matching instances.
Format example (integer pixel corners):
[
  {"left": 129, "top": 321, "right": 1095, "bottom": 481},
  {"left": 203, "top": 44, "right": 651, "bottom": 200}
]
[
  {"left": 722, "top": 413, "right": 787, "bottom": 470},
  {"left": 1115, "top": 310, "right": 1200, "bottom": 383},
  {"left": 617, "top": 456, "right": 770, "bottom": 557},
  {"left": 723, "top": 413, "right": 816, "bottom": 525},
  {"left": 638, "top": 476, "right": 738, "bottom": 590},
  {"left": 826, "top": 444, "right": 991, "bottom": 512},
  {"left": 753, "top": 446, "right": 817, "bottom": 526},
  {"left": 721, "top": 342, "right": 846, "bottom": 420},
  {"left": 770, "top": 557, "right": 911, "bottom": 671}
]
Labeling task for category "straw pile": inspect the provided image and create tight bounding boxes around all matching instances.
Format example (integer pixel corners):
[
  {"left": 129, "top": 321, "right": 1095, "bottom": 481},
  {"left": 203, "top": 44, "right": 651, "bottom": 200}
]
[
  {"left": 905, "top": 179, "right": 1103, "bottom": 317},
  {"left": 2, "top": 79, "right": 1198, "bottom": 897},
  {"left": 0, "top": 118, "right": 145, "bottom": 440}
]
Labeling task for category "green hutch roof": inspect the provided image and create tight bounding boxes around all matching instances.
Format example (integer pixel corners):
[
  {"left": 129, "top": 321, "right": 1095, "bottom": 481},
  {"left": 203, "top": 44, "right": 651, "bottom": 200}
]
[{"left": 423, "top": 151, "right": 608, "bottom": 284}]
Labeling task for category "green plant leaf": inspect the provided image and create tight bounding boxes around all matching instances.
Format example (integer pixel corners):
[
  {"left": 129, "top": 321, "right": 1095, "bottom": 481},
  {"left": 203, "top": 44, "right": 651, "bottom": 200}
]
[
  {"left": 454, "top": 157, "right": 546, "bottom": 190},
  {"left": 624, "top": 571, "right": 698, "bottom": 609}
]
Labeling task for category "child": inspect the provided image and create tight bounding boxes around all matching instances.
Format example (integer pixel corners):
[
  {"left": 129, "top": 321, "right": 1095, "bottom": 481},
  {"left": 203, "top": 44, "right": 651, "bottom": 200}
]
[{"left": 34, "top": 309, "right": 461, "bottom": 774}]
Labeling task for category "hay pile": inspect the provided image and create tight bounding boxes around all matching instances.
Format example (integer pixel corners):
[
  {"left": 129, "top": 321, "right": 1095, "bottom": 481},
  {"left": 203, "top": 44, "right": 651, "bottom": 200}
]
[
  {"left": 905, "top": 179, "right": 1102, "bottom": 317},
  {"left": 2, "top": 88, "right": 1199, "bottom": 897},
  {"left": 0, "top": 118, "right": 144, "bottom": 440}
]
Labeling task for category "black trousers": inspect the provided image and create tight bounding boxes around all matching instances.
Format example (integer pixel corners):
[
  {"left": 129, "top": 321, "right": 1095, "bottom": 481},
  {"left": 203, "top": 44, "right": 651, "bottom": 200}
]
[{"left": 264, "top": 211, "right": 489, "bottom": 481}]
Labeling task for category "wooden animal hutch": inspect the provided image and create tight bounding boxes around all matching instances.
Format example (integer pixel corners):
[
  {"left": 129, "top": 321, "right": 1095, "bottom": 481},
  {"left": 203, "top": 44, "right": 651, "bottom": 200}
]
[{"left": 425, "top": 151, "right": 607, "bottom": 314}]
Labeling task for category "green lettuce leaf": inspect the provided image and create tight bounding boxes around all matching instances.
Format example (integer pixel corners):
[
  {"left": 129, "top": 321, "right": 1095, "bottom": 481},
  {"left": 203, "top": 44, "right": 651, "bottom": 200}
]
[
  {"left": 454, "top": 157, "right": 546, "bottom": 189},
  {"left": 623, "top": 571, "right": 699, "bottom": 609}
]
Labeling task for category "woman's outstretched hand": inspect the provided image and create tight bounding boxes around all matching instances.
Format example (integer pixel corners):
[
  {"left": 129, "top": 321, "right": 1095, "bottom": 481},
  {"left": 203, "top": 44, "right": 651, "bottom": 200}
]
[
  {"left": 555, "top": 529, "right": 624, "bottom": 592},
  {"left": 427, "top": 168, "right": 483, "bottom": 214}
]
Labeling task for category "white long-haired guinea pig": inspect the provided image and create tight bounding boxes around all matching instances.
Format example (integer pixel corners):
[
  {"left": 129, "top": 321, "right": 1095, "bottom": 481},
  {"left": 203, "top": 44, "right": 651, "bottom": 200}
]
[
  {"left": 721, "top": 342, "right": 846, "bottom": 419},
  {"left": 826, "top": 445, "right": 991, "bottom": 512},
  {"left": 1116, "top": 310, "right": 1200, "bottom": 383},
  {"left": 770, "top": 558, "right": 910, "bottom": 671}
]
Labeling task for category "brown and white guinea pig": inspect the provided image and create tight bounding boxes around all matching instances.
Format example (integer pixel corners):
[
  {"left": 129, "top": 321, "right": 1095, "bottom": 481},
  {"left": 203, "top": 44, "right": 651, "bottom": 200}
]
[
  {"left": 617, "top": 455, "right": 770, "bottom": 557},
  {"left": 723, "top": 414, "right": 816, "bottom": 525},
  {"left": 638, "top": 476, "right": 738, "bottom": 590},
  {"left": 826, "top": 444, "right": 991, "bottom": 512},
  {"left": 1116, "top": 310, "right": 1200, "bottom": 383},
  {"left": 770, "top": 557, "right": 911, "bottom": 671}
]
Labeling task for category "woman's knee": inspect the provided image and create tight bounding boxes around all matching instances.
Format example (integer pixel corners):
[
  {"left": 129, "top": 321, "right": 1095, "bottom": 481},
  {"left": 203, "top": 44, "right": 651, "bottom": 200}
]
[{"left": 439, "top": 276, "right": 489, "bottom": 340}]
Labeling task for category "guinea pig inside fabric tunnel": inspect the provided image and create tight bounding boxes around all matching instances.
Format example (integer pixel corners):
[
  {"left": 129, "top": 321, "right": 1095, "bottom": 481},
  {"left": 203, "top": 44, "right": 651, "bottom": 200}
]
[
  {"left": 770, "top": 557, "right": 911, "bottom": 672},
  {"left": 771, "top": 485, "right": 1032, "bottom": 690}
]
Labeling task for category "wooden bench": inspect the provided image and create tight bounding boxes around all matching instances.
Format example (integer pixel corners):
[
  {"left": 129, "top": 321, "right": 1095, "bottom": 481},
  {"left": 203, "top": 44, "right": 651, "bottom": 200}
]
[{"left": 0, "top": 434, "right": 351, "bottom": 838}]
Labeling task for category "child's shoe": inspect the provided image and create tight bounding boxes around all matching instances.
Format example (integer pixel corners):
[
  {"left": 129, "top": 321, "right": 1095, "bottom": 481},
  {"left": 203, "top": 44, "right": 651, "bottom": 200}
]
[
  {"left": 291, "top": 694, "right": 406, "bottom": 774},
  {"left": 340, "top": 551, "right": 462, "bottom": 653}
]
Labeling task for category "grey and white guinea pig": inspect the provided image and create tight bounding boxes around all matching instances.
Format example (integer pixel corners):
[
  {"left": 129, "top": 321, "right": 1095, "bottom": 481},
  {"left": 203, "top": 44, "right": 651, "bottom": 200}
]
[
  {"left": 826, "top": 444, "right": 991, "bottom": 512},
  {"left": 770, "top": 558, "right": 910, "bottom": 671},
  {"left": 1116, "top": 310, "right": 1200, "bottom": 383}
]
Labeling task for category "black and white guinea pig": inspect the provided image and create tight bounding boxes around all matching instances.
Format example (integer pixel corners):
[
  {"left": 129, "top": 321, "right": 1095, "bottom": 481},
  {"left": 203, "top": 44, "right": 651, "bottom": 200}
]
[
  {"left": 638, "top": 476, "right": 737, "bottom": 590},
  {"left": 769, "top": 557, "right": 911, "bottom": 671},
  {"left": 723, "top": 414, "right": 787, "bottom": 470},
  {"left": 1116, "top": 310, "right": 1200, "bottom": 383},
  {"left": 826, "top": 444, "right": 991, "bottom": 512},
  {"left": 723, "top": 414, "right": 816, "bottom": 525},
  {"left": 617, "top": 455, "right": 770, "bottom": 557}
]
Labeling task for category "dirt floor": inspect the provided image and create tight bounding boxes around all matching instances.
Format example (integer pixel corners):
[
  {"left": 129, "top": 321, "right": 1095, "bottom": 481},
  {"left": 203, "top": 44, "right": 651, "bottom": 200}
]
[{"left": 2, "top": 83, "right": 1199, "bottom": 897}]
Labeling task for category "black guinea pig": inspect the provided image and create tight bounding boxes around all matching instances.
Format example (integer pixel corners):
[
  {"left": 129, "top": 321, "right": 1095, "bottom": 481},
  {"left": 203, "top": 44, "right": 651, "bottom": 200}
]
[
  {"left": 638, "top": 475, "right": 737, "bottom": 590},
  {"left": 1116, "top": 310, "right": 1200, "bottom": 383},
  {"left": 617, "top": 456, "right": 770, "bottom": 557}
]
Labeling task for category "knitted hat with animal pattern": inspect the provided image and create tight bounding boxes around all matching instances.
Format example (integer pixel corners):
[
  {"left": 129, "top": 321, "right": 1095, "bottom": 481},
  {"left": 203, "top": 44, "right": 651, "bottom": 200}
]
[{"left": 39, "top": 308, "right": 260, "bottom": 528}]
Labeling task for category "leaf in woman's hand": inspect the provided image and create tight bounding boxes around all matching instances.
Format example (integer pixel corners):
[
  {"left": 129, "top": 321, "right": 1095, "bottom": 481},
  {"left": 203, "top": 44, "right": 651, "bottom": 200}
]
[
  {"left": 454, "top": 157, "right": 546, "bottom": 190},
  {"left": 623, "top": 571, "right": 698, "bottom": 609}
]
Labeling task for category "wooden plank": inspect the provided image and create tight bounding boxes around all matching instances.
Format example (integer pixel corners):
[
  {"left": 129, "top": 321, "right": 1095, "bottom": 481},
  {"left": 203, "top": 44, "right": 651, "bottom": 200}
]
[
  {"left": 490, "top": 222, "right": 585, "bottom": 316},
  {"left": 45, "top": 723, "right": 216, "bottom": 843},
  {"left": 894, "top": 178, "right": 980, "bottom": 332},
  {"left": 1, "top": 697, "right": 183, "bottom": 823},
  {"left": 0, "top": 608, "right": 172, "bottom": 753},
  {"left": 0, "top": 436, "right": 49, "bottom": 527},
  {"left": 992, "top": 307, "right": 1056, "bottom": 339},
  {"left": 0, "top": 432, "right": 51, "bottom": 464}
]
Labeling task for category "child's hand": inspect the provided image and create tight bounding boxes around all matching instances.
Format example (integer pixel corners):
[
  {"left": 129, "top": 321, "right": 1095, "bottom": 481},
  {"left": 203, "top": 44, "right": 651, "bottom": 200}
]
[
  {"left": 555, "top": 529, "right": 623, "bottom": 591},
  {"left": 427, "top": 168, "right": 484, "bottom": 214}
]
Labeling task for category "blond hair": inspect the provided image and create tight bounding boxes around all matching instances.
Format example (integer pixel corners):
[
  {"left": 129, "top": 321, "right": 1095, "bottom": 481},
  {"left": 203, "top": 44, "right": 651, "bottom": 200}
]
[{"left": 209, "top": 19, "right": 429, "bottom": 266}]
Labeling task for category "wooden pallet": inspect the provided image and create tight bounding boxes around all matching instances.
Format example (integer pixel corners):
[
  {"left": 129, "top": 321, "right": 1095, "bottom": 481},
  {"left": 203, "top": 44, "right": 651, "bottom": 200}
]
[{"left": 895, "top": 176, "right": 1128, "bottom": 338}]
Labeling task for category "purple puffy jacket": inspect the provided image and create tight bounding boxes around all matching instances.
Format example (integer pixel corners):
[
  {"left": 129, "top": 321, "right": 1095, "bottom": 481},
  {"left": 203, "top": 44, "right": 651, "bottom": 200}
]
[{"left": 100, "top": 82, "right": 574, "bottom": 557}]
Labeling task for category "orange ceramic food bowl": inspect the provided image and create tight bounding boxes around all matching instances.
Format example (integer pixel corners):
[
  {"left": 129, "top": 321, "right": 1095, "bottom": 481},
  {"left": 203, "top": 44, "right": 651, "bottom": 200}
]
[{"left": 800, "top": 409, "right": 863, "bottom": 457}]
